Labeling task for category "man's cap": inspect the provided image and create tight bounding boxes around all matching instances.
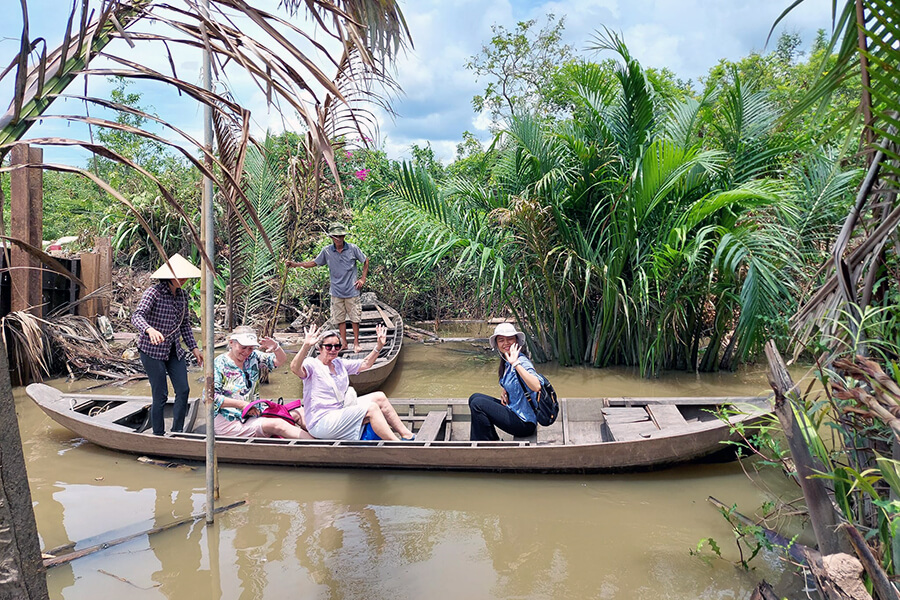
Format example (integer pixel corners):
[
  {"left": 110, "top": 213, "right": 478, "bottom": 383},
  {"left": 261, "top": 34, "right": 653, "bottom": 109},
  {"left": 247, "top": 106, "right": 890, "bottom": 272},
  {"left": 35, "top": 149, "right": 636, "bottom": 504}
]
[{"left": 327, "top": 222, "right": 349, "bottom": 236}]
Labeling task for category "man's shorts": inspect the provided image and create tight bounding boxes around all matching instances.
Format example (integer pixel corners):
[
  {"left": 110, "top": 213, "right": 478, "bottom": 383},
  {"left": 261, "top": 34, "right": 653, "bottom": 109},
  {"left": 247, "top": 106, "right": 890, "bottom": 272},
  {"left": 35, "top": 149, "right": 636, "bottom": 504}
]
[{"left": 331, "top": 295, "right": 362, "bottom": 323}]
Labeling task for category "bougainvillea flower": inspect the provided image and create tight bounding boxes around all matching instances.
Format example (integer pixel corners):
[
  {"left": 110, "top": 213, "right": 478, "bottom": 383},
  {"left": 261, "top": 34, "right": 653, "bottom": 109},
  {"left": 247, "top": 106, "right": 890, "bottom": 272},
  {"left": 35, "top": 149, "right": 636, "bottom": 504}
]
[{"left": 355, "top": 168, "right": 370, "bottom": 181}]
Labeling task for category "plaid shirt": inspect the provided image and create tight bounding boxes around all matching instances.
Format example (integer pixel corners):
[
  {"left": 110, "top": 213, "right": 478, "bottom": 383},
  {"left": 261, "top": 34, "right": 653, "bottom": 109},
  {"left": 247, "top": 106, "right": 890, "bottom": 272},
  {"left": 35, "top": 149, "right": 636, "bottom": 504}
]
[{"left": 131, "top": 282, "right": 198, "bottom": 361}]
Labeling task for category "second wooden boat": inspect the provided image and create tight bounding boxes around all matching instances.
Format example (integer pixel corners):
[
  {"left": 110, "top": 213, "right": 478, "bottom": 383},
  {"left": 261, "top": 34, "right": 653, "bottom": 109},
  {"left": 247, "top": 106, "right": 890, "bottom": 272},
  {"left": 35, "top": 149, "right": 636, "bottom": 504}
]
[{"left": 318, "top": 293, "right": 403, "bottom": 393}]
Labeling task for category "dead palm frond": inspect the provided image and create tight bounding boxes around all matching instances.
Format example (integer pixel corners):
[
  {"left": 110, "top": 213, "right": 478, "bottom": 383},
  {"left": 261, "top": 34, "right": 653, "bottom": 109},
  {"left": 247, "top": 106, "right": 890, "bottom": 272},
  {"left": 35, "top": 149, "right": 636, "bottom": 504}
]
[
  {"left": 1, "top": 0, "right": 411, "bottom": 274},
  {"left": 776, "top": 1, "right": 900, "bottom": 359},
  {"left": 0, "top": 310, "right": 50, "bottom": 384}
]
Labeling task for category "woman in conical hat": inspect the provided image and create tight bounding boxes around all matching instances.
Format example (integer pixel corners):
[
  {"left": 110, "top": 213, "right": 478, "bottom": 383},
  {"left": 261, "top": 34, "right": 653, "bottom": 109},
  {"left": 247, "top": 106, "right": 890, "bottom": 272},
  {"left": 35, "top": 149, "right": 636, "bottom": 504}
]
[{"left": 131, "top": 253, "right": 203, "bottom": 436}]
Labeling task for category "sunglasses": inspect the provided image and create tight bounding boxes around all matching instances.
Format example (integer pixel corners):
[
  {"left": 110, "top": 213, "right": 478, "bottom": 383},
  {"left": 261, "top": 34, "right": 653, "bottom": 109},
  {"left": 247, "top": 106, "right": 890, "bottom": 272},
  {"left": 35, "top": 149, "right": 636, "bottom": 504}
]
[{"left": 321, "top": 344, "right": 341, "bottom": 350}]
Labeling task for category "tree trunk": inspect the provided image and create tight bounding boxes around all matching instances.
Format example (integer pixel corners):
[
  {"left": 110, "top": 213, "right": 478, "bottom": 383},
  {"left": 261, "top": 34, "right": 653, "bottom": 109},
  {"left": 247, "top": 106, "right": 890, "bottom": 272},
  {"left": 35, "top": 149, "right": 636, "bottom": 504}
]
[{"left": 0, "top": 338, "right": 49, "bottom": 600}]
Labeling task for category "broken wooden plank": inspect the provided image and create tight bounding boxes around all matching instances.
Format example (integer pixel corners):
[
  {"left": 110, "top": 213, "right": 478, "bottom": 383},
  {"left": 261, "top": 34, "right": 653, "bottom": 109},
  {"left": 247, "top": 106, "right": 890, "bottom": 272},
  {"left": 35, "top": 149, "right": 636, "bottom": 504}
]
[
  {"left": 416, "top": 411, "right": 447, "bottom": 442},
  {"left": 647, "top": 404, "right": 687, "bottom": 430},
  {"left": 374, "top": 304, "right": 395, "bottom": 328},
  {"left": 601, "top": 407, "right": 650, "bottom": 424},
  {"left": 44, "top": 500, "right": 246, "bottom": 568}
]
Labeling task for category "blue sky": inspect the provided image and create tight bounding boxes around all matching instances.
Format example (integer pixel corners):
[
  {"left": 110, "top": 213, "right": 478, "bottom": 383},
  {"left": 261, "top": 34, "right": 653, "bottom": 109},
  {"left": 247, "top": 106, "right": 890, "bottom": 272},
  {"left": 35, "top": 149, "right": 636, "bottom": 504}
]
[{"left": 1, "top": 0, "right": 834, "bottom": 166}]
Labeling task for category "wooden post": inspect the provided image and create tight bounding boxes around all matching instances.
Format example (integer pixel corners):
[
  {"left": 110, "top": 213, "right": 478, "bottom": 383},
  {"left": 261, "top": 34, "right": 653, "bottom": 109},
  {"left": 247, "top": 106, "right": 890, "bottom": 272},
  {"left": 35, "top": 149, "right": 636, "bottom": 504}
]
[
  {"left": 77, "top": 251, "right": 99, "bottom": 320},
  {"left": 9, "top": 144, "right": 43, "bottom": 316},
  {"left": 94, "top": 236, "right": 111, "bottom": 317},
  {"left": 765, "top": 340, "right": 852, "bottom": 556},
  {"left": 0, "top": 337, "right": 50, "bottom": 599}
]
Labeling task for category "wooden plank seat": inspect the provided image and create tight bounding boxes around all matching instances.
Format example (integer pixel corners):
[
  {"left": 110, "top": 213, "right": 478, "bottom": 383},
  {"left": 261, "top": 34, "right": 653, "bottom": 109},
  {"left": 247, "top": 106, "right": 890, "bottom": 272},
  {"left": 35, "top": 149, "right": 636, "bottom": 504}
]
[
  {"left": 603, "top": 406, "right": 656, "bottom": 441},
  {"left": 513, "top": 431, "right": 538, "bottom": 444},
  {"left": 647, "top": 404, "right": 688, "bottom": 430},
  {"left": 91, "top": 402, "right": 150, "bottom": 424},
  {"left": 416, "top": 411, "right": 447, "bottom": 442}
]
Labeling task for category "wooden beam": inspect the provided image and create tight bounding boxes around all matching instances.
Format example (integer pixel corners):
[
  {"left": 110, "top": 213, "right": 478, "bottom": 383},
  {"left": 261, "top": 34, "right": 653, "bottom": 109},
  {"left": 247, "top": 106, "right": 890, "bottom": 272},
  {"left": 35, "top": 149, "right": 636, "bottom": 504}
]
[
  {"left": 94, "top": 236, "right": 111, "bottom": 317},
  {"left": 0, "top": 337, "right": 50, "bottom": 597},
  {"left": 9, "top": 144, "right": 42, "bottom": 316},
  {"left": 765, "top": 340, "right": 851, "bottom": 556},
  {"left": 77, "top": 251, "right": 99, "bottom": 320}
]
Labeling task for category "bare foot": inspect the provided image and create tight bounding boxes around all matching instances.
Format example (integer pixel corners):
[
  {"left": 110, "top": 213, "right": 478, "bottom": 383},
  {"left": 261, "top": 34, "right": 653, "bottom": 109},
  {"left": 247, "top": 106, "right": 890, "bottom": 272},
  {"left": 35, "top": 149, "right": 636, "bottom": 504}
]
[{"left": 353, "top": 343, "right": 361, "bottom": 353}]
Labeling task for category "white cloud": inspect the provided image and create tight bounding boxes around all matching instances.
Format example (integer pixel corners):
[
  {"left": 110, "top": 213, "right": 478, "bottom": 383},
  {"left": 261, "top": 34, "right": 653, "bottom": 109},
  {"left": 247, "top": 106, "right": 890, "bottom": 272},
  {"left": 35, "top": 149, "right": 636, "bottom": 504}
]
[{"left": 3, "top": 0, "right": 835, "bottom": 167}]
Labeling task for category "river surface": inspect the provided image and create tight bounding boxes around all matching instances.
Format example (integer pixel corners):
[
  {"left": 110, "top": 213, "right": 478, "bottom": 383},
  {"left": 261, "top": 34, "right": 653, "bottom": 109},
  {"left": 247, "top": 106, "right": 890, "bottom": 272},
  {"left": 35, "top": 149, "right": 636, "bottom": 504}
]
[{"left": 17, "top": 337, "right": 813, "bottom": 599}]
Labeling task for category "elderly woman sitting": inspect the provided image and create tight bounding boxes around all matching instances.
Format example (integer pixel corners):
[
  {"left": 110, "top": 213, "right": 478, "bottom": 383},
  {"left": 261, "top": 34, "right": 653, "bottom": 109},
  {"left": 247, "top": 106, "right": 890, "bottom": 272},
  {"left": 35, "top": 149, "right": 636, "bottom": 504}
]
[
  {"left": 213, "top": 326, "right": 311, "bottom": 439},
  {"left": 290, "top": 325, "right": 414, "bottom": 441}
]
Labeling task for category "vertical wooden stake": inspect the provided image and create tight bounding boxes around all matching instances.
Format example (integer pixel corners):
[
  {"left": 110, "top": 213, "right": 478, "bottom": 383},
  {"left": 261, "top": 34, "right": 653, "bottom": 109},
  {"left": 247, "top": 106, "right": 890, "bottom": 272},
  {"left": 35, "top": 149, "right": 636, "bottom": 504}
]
[
  {"left": 0, "top": 338, "right": 50, "bottom": 599},
  {"left": 9, "top": 145, "right": 43, "bottom": 316}
]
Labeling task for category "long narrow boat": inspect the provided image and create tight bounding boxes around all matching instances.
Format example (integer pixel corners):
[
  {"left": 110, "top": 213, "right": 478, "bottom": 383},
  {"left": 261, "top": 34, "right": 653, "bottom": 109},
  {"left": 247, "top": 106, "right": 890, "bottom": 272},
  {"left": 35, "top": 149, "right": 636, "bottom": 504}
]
[
  {"left": 25, "top": 383, "right": 771, "bottom": 473},
  {"left": 318, "top": 294, "right": 403, "bottom": 394}
]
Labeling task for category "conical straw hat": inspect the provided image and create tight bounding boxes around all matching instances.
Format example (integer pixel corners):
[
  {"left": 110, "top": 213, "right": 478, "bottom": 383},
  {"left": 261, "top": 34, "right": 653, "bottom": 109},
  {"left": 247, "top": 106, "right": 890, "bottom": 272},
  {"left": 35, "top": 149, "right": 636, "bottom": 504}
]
[{"left": 149, "top": 253, "right": 202, "bottom": 279}]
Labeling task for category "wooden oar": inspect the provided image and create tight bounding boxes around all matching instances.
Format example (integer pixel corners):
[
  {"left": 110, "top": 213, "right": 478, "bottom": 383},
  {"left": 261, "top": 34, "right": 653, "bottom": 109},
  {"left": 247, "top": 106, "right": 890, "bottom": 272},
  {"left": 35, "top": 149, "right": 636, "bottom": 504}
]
[
  {"left": 43, "top": 500, "right": 246, "bottom": 568},
  {"left": 374, "top": 304, "right": 394, "bottom": 328}
]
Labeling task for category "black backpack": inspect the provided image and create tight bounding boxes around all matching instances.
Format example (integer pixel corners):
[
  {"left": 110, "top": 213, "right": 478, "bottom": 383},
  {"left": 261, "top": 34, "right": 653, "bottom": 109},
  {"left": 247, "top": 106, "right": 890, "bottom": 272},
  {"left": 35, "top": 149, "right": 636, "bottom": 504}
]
[{"left": 515, "top": 372, "right": 559, "bottom": 426}]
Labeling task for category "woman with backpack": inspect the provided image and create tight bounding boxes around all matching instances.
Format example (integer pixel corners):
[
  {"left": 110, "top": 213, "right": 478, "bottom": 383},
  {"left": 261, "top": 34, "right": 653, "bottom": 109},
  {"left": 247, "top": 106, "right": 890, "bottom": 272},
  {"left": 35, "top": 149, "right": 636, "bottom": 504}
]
[
  {"left": 212, "top": 326, "right": 311, "bottom": 438},
  {"left": 468, "top": 322, "right": 543, "bottom": 441}
]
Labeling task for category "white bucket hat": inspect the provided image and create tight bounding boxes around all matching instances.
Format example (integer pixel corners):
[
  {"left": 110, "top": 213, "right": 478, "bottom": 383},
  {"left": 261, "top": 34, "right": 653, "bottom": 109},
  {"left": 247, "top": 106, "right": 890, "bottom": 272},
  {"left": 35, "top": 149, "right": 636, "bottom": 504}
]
[
  {"left": 229, "top": 326, "right": 259, "bottom": 347},
  {"left": 149, "top": 253, "right": 202, "bottom": 279},
  {"left": 489, "top": 322, "right": 525, "bottom": 351}
]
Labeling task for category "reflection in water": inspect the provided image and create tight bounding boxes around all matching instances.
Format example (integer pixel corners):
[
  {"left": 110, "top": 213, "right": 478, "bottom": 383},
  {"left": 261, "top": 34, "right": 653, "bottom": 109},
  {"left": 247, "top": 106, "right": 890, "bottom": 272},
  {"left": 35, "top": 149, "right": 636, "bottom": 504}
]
[{"left": 14, "top": 342, "right": 810, "bottom": 599}]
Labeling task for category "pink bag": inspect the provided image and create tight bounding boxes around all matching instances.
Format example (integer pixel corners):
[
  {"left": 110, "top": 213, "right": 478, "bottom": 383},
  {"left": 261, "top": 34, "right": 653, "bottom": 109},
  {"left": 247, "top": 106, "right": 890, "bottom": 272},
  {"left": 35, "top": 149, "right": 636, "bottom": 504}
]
[{"left": 241, "top": 398, "right": 302, "bottom": 424}]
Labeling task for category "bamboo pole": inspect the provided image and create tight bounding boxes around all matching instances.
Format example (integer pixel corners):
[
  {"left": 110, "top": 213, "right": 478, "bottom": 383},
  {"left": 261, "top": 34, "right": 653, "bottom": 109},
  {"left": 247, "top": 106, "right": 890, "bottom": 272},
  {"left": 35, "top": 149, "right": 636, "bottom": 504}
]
[
  {"left": 43, "top": 501, "right": 245, "bottom": 568},
  {"left": 200, "top": 0, "right": 218, "bottom": 524}
]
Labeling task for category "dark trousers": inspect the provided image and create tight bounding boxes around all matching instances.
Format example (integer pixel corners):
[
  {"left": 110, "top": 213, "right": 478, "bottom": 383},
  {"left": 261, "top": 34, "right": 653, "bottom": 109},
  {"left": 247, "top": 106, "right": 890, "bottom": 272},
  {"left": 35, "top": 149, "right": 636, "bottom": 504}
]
[
  {"left": 139, "top": 347, "right": 189, "bottom": 435},
  {"left": 468, "top": 393, "right": 536, "bottom": 441}
]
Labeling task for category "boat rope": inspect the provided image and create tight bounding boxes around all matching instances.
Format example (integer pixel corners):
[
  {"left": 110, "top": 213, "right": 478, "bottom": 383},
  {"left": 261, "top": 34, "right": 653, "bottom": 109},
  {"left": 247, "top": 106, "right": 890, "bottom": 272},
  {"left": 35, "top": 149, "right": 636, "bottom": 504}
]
[{"left": 88, "top": 402, "right": 115, "bottom": 417}]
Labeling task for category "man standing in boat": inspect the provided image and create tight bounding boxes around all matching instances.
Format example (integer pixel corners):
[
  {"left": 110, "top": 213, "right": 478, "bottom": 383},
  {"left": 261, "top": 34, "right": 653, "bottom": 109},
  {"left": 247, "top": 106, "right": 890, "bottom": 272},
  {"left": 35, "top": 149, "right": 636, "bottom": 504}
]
[{"left": 286, "top": 222, "right": 369, "bottom": 352}]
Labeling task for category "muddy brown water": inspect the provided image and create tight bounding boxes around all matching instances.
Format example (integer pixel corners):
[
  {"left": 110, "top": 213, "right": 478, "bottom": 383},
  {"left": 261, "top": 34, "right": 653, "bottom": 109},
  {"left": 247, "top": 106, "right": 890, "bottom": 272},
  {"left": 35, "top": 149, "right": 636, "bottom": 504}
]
[{"left": 18, "top": 339, "right": 813, "bottom": 599}]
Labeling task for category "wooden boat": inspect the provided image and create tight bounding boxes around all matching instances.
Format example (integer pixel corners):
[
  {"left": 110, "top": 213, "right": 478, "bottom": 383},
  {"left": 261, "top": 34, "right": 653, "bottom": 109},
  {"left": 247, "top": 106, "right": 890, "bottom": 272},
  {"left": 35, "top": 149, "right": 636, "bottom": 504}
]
[
  {"left": 319, "top": 294, "right": 403, "bottom": 394},
  {"left": 26, "top": 383, "right": 771, "bottom": 473}
]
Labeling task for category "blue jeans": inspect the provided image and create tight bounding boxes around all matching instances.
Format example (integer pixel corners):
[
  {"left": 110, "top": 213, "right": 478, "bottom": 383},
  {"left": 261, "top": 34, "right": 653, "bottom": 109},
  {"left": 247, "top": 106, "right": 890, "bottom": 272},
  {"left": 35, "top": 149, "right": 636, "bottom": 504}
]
[
  {"left": 139, "top": 347, "right": 189, "bottom": 435},
  {"left": 468, "top": 393, "right": 536, "bottom": 441}
]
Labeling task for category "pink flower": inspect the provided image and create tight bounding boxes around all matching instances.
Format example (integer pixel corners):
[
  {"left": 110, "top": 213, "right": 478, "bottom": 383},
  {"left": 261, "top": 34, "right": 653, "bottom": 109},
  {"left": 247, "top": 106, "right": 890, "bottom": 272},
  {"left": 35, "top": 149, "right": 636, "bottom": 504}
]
[
  {"left": 355, "top": 168, "right": 370, "bottom": 181},
  {"left": 345, "top": 150, "right": 354, "bottom": 159}
]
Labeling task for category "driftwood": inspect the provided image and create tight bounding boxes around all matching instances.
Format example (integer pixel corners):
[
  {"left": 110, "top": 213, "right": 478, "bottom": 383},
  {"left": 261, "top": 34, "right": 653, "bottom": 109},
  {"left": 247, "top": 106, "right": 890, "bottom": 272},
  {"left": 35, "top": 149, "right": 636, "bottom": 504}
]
[
  {"left": 708, "top": 496, "right": 810, "bottom": 564},
  {"left": 804, "top": 549, "right": 872, "bottom": 600},
  {"left": 765, "top": 340, "right": 851, "bottom": 556},
  {"left": 43, "top": 500, "right": 246, "bottom": 568},
  {"left": 136, "top": 456, "right": 196, "bottom": 471},
  {"left": 843, "top": 524, "right": 900, "bottom": 600},
  {"left": 750, "top": 581, "right": 780, "bottom": 600},
  {"left": 405, "top": 324, "right": 438, "bottom": 339}
]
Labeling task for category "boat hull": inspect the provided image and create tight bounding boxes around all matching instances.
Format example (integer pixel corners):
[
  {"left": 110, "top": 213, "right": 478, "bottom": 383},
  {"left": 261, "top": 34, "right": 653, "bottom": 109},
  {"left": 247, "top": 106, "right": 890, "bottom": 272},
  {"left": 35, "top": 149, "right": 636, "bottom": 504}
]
[{"left": 26, "top": 384, "right": 771, "bottom": 473}]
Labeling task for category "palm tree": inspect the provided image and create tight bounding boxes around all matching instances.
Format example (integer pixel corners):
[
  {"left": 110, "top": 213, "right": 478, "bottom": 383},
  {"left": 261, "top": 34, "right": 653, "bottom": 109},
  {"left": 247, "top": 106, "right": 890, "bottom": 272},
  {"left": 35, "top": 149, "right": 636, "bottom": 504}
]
[
  {"left": 374, "top": 31, "right": 855, "bottom": 377},
  {"left": 778, "top": 0, "right": 900, "bottom": 354}
]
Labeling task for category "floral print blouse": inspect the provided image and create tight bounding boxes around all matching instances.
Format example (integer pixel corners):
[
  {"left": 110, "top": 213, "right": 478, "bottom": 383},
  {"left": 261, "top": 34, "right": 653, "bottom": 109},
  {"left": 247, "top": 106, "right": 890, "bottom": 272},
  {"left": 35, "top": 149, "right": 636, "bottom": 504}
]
[{"left": 213, "top": 350, "right": 276, "bottom": 421}]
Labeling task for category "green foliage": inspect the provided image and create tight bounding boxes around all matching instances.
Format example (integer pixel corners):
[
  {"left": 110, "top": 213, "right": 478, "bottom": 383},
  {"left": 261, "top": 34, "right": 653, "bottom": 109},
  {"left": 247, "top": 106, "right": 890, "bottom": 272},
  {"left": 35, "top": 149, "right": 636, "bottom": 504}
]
[
  {"left": 375, "top": 31, "right": 861, "bottom": 375},
  {"left": 228, "top": 138, "right": 289, "bottom": 325},
  {"left": 466, "top": 14, "right": 574, "bottom": 126}
]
